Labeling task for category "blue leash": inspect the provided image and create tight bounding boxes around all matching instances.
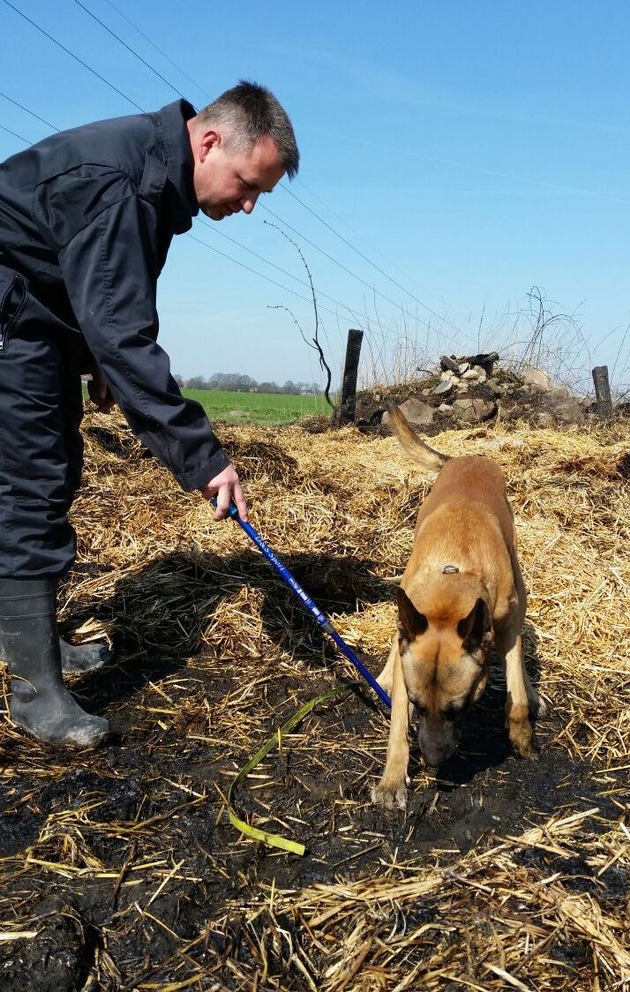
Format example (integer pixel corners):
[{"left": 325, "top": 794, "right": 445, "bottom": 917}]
[{"left": 213, "top": 501, "right": 391, "bottom": 709}]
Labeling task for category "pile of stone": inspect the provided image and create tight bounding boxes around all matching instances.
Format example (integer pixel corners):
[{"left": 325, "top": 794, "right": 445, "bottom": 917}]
[
  {"left": 379, "top": 352, "right": 587, "bottom": 430},
  {"left": 429, "top": 351, "right": 500, "bottom": 424}
]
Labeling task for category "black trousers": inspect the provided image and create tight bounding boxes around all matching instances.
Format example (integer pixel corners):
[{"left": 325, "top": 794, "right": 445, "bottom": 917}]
[{"left": 0, "top": 267, "right": 84, "bottom": 577}]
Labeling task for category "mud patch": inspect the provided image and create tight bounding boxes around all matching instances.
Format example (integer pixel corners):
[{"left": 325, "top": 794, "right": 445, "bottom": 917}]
[
  {"left": 1, "top": 414, "right": 629, "bottom": 990},
  {"left": 0, "top": 650, "right": 626, "bottom": 991}
]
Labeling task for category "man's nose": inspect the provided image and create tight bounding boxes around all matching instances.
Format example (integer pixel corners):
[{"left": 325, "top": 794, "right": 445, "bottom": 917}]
[{"left": 241, "top": 192, "right": 260, "bottom": 214}]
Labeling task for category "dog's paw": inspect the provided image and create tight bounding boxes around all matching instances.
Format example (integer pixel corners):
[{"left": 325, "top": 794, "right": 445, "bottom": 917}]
[
  {"left": 513, "top": 736, "right": 540, "bottom": 761},
  {"left": 508, "top": 716, "right": 541, "bottom": 761},
  {"left": 371, "top": 779, "right": 408, "bottom": 810},
  {"left": 523, "top": 743, "right": 540, "bottom": 761}
]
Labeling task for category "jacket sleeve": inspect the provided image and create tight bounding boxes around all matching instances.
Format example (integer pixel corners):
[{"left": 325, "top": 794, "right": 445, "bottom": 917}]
[{"left": 48, "top": 181, "right": 230, "bottom": 491}]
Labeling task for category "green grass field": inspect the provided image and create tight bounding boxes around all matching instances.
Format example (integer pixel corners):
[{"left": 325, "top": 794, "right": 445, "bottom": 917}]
[
  {"left": 183, "top": 388, "right": 330, "bottom": 425},
  {"left": 83, "top": 384, "right": 332, "bottom": 425}
]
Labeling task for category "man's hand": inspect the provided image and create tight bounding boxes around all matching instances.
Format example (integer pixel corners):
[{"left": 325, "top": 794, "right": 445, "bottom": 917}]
[
  {"left": 88, "top": 367, "right": 116, "bottom": 413},
  {"left": 200, "top": 464, "right": 248, "bottom": 521}
]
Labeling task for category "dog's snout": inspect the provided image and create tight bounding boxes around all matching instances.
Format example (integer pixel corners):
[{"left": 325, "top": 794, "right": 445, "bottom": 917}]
[
  {"left": 417, "top": 720, "right": 460, "bottom": 768},
  {"left": 421, "top": 744, "right": 454, "bottom": 769}
]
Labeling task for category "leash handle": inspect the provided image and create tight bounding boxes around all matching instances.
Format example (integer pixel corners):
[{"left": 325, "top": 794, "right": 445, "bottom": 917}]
[{"left": 210, "top": 499, "right": 391, "bottom": 708}]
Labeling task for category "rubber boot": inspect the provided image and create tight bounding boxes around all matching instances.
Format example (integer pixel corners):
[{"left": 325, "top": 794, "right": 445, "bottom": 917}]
[
  {"left": 59, "top": 637, "right": 112, "bottom": 674},
  {"left": 0, "top": 578, "right": 110, "bottom": 747}
]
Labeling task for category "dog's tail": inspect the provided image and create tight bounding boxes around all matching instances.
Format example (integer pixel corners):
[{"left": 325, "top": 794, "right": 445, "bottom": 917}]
[{"left": 387, "top": 404, "right": 449, "bottom": 471}]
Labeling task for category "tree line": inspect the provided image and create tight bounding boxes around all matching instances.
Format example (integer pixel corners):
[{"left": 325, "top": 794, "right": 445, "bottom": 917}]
[{"left": 175, "top": 372, "right": 324, "bottom": 395}]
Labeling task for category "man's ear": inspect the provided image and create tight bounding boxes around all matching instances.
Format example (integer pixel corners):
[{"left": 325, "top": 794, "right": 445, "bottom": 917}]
[
  {"left": 198, "top": 128, "right": 221, "bottom": 161},
  {"left": 396, "top": 587, "right": 428, "bottom": 641},
  {"left": 457, "top": 598, "right": 492, "bottom": 652}
]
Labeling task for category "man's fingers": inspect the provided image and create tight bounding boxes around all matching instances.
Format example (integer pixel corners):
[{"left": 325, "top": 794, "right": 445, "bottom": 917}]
[
  {"left": 201, "top": 464, "right": 249, "bottom": 522},
  {"left": 87, "top": 375, "right": 115, "bottom": 413},
  {"left": 232, "top": 482, "right": 248, "bottom": 521},
  {"left": 213, "top": 485, "right": 231, "bottom": 520}
]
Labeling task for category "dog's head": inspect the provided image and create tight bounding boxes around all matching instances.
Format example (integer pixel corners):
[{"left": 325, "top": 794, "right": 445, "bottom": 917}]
[{"left": 396, "top": 580, "right": 493, "bottom": 768}]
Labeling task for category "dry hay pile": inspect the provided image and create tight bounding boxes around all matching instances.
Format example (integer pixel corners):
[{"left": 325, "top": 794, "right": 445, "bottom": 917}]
[{"left": 0, "top": 411, "right": 628, "bottom": 992}]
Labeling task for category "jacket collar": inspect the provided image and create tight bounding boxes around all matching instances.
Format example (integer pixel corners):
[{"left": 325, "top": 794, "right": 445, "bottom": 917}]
[{"left": 154, "top": 99, "right": 199, "bottom": 232}]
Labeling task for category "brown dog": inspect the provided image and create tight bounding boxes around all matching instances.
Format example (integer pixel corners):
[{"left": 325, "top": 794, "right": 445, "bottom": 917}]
[{"left": 373, "top": 406, "right": 544, "bottom": 810}]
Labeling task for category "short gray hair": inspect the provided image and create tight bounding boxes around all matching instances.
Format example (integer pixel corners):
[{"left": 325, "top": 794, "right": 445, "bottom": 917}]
[{"left": 196, "top": 80, "right": 299, "bottom": 179}]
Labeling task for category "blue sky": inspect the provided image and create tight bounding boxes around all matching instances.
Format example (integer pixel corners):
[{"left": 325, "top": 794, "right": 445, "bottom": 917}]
[{"left": 1, "top": 0, "right": 629, "bottom": 394}]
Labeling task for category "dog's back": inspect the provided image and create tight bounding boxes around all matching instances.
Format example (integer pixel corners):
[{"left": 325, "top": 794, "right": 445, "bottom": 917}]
[{"left": 388, "top": 405, "right": 516, "bottom": 552}]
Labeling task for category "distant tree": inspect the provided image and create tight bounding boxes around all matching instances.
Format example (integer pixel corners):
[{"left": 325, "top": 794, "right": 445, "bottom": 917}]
[
  {"left": 187, "top": 375, "right": 209, "bottom": 389},
  {"left": 207, "top": 372, "right": 257, "bottom": 392},
  {"left": 235, "top": 373, "right": 256, "bottom": 392},
  {"left": 181, "top": 372, "right": 323, "bottom": 395}
]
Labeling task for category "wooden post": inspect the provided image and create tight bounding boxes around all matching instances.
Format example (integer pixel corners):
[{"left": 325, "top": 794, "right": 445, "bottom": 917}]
[
  {"left": 337, "top": 329, "right": 363, "bottom": 425},
  {"left": 592, "top": 365, "right": 613, "bottom": 419}
]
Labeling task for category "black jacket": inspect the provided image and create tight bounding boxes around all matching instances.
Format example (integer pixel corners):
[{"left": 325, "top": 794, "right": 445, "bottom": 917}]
[{"left": 0, "top": 99, "right": 230, "bottom": 490}]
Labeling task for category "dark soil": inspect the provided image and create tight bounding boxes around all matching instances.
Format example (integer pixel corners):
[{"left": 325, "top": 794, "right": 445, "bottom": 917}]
[
  {"left": 1, "top": 411, "right": 628, "bottom": 990},
  {"left": 0, "top": 622, "right": 625, "bottom": 991}
]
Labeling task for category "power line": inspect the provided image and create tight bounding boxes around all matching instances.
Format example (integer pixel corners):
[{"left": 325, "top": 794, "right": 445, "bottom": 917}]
[
  {"left": 72, "top": 0, "right": 186, "bottom": 100},
  {"left": 293, "top": 177, "right": 450, "bottom": 306},
  {"left": 187, "top": 230, "right": 351, "bottom": 323},
  {"left": 101, "top": 0, "right": 211, "bottom": 103},
  {"left": 0, "top": 91, "right": 59, "bottom": 131},
  {"left": 0, "top": 4, "right": 466, "bottom": 358},
  {"left": 0, "top": 55, "right": 367, "bottom": 333},
  {"left": 282, "top": 182, "right": 463, "bottom": 335},
  {"left": 91, "top": 0, "right": 449, "bottom": 330},
  {"left": 198, "top": 219, "right": 368, "bottom": 325},
  {"left": 0, "top": 0, "right": 146, "bottom": 113},
  {"left": 194, "top": 222, "right": 424, "bottom": 350},
  {"left": 87, "top": 0, "right": 451, "bottom": 335},
  {"left": 190, "top": 229, "right": 411, "bottom": 367},
  {"left": 293, "top": 177, "right": 405, "bottom": 269},
  {"left": 260, "top": 203, "right": 444, "bottom": 333},
  {"left": 0, "top": 122, "right": 30, "bottom": 144},
  {"left": 2, "top": 0, "right": 456, "bottom": 345},
  {"left": 71, "top": 0, "right": 458, "bottom": 334}
]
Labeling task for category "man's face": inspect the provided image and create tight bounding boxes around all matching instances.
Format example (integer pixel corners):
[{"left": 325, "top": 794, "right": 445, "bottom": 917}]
[{"left": 192, "top": 129, "right": 285, "bottom": 221}]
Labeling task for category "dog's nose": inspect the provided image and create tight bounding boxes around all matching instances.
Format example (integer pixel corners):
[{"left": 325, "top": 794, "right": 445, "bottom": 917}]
[
  {"left": 419, "top": 737, "right": 455, "bottom": 769},
  {"left": 424, "top": 752, "right": 448, "bottom": 769}
]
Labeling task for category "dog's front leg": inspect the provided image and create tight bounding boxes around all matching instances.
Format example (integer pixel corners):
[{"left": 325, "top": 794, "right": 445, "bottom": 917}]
[
  {"left": 497, "top": 623, "right": 540, "bottom": 759},
  {"left": 376, "top": 637, "right": 398, "bottom": 694},
  {"left": 372, "top": 647, "right": 410, "bottom": 810}
]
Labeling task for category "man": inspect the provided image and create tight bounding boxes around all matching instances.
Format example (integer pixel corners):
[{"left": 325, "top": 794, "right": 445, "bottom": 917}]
[{"left": 0, "top": 80, "right": 299, "bottom": 747}]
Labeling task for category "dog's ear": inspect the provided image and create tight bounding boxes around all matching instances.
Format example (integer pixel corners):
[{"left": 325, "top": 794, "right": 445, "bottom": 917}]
[
  {"left": 396, "top": 587, "right": 428, "bottom": 640},
  {"left": 457, "top": 597, "right": 492, "bottom": 653}
]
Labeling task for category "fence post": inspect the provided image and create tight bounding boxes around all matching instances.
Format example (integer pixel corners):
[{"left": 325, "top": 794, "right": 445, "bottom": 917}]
[
  {"left": 336, "top": 329, "right": 363, "bottom": 425},
  {"left": 592, "top": 365, "right": 613, "bottom": 419}
]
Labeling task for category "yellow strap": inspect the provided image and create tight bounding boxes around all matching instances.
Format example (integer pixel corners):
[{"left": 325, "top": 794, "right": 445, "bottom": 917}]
[{"left": 227, "top": 686, "right": 349, "bottom": 856}]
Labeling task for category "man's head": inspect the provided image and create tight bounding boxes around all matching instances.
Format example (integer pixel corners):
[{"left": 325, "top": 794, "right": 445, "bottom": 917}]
[{"left": 188, "top": 80, "right": 299, "bottom": 221}]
